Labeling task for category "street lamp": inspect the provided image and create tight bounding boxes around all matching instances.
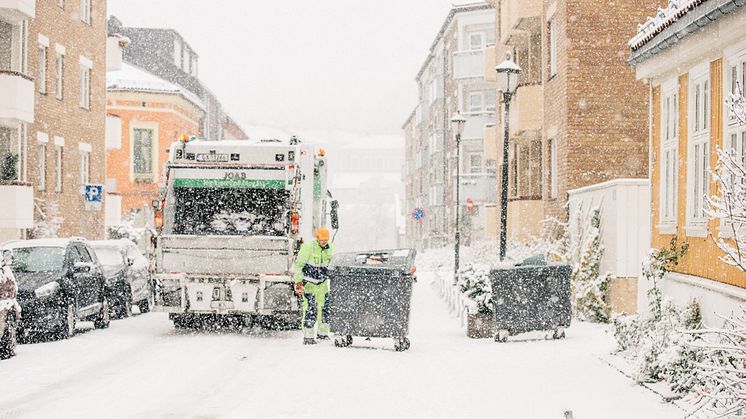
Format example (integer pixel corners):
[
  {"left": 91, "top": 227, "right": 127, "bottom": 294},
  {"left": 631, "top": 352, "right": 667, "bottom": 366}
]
[
  {"left": 451, "top": 112, "right": 466, "bottom": 278},
  {"left": 495, "top": 52, "right": 521, "bottom": 261}
]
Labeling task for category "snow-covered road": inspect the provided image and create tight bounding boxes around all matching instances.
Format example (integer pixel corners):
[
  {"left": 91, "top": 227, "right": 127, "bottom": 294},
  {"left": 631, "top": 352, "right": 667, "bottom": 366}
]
[{"left": 0, "top": 272, "right": 682, "bottom": 419}]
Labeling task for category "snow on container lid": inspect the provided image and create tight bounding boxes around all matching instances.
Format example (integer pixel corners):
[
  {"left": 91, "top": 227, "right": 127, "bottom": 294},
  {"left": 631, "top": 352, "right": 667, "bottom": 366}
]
[{"left": 330, "top": 248, "right": 416, "bottom": 273}]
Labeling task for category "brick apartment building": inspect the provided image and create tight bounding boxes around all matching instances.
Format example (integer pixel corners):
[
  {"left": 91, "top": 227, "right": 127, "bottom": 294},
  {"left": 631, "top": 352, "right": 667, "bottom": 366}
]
[
  {"left": 404, "top": 2, "right": 497, "bottom": 249},
  {"left": 28, "top": 0, "right": 108, "bottom": 239},
  {"left": 485, "top": 0, "right": 663, "bottom": 241}
]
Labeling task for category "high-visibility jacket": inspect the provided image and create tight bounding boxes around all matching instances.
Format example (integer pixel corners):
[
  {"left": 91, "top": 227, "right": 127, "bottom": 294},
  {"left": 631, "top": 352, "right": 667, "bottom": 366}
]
[{"left": 293, "top": 240, "right": 334, "bottom": 284}]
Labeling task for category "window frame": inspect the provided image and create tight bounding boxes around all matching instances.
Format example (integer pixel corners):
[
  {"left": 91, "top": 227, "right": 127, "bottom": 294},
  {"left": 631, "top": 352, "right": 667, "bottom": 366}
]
[
  {"left": 548, "top": 20, "right": 558, "bottom": 78},
  {"left": 37, "top": 136, "right": 47, "bottom": 192},
  {"left": 659, "top": 78, "right": 679, "bottom": 229},
  {"left": 549, "top": 138, "right": 558, "bottom": 199},
  {"left": 80, "top": 0, "right": 91, "bottom": 24},
  {"left": 79, "top": 60, "right": 91, "bottom": 110},
  {"left": 55, "top": 50, "right": 64, "bottom": 100},
  {"left": 37, "top": 44, "right": 47, "bottom": 94},
  {"left": 686, "top": 65, "right": 711, "bottom": 228},
  {"left": 54, "top": 144, "right": 63, "bottom": 193},
  {"left": 131, "top": 126, "right": 156, "bottom": 182}
]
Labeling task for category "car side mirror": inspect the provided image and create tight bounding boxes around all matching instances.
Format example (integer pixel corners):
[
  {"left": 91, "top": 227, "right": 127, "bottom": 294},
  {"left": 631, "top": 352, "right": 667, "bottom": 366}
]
[
  {"left": 330, "top": 200, "right": 339, "bottom": 230},
  {"left": 73, "top": 262, "right": 91, "bottom": 274}
]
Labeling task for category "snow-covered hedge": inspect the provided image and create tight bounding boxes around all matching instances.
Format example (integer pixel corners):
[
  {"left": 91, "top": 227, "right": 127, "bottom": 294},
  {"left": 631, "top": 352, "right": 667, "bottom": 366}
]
[{"left": 455, "top": 264, "right": 493, "bottom": 315}]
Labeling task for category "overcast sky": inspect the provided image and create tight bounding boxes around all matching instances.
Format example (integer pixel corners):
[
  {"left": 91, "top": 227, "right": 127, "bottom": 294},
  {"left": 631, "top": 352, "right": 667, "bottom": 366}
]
[{"left": 108, "top": 0, "right": 461, "bottom": 138}]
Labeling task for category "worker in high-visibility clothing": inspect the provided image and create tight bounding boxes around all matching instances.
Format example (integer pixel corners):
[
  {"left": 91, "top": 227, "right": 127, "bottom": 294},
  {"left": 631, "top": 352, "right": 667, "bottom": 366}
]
[{"left": 293, "top": 227, "right": 334, "bottom": 345}]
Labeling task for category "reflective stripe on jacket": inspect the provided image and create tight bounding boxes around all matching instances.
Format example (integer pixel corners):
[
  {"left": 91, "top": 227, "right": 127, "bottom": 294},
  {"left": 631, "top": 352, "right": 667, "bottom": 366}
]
[{"left": 293, "top": 240, "right": 334, "bottom": 284}]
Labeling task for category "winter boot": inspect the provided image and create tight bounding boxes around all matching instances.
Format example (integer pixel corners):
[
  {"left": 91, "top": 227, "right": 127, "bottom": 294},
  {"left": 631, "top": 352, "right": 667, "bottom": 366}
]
[{"left": 303, "top": 338, "right": 317, "bottom": 345}]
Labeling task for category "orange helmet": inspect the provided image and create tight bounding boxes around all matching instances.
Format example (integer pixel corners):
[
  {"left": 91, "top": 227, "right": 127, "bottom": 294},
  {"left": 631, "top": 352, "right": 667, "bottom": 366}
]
[{"left": 315, "top": 227, "right": 330, "bottom": 241}]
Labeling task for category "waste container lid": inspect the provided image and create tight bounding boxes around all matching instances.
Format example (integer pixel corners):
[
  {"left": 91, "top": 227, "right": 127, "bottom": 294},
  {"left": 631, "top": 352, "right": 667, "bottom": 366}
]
[{"left": 330, "top": 248, "right": 416, "bottom": 272}]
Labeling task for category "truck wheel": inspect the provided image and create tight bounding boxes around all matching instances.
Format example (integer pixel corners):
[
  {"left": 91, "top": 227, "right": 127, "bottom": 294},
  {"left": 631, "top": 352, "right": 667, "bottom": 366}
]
[
  {"left": 494, "top": 329, "right": 509, "bottom": 343},
  {"left": 0, "top": 313, "right": 18, "bottom": 359},
  {"left": 94, "top": 296, "right": 111, "bottom": 329},
  {"left": 138, "top": 296, "right": 151, "bottom": 314}
]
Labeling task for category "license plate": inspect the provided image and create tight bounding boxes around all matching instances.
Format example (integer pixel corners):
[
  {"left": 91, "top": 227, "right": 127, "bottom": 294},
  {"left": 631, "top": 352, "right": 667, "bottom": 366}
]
[{"left": 196, "top": 153, "right": 229, "bottom": 162}]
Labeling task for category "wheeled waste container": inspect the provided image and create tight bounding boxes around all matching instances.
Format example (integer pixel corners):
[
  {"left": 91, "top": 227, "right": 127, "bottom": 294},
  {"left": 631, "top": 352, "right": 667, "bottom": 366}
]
[
  {"left": 490, "top": 260, "right": 572, "bottom": 342},
  {"left": 328, "top": 249, "right": 416, "bottom": 351}
]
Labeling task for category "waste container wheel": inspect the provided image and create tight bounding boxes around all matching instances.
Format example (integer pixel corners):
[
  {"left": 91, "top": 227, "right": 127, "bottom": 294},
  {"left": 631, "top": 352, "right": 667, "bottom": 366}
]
[
  {"left": 495, "top": 329, "right": 510, "bottom": 343},
  {"left": 334, "top": 335, "right": 353, "bottom": 348},
  {"left": 552, "top": 328, "right": 566, "bottom": 340},
  {"left": 394, "top": 337, "right": 410, "bottom": 352}
]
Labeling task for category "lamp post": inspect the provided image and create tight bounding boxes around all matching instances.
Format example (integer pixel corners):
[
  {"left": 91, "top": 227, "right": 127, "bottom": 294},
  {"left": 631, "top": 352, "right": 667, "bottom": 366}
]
[
  {"left": 450, "top": 112, "right": 466, "bottom": 278},
  {"left": 495, "top": 53, "right": 521, "bottom": 261}
]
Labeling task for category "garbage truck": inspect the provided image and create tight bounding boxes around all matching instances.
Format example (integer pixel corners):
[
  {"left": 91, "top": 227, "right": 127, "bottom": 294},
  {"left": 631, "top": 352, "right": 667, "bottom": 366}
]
[{"left": 151, "top": 137, "right": 339, "bottom": 329}]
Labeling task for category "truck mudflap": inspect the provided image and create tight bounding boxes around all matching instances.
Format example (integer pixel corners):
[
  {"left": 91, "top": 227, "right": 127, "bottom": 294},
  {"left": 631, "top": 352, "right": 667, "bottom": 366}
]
[{"left": 153, "top": 273, "right": 299, "bottom": 315}]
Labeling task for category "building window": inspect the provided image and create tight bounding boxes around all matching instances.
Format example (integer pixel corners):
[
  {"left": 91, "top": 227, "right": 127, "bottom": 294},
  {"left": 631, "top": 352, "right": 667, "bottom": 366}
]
[
  {"left": 549, "top": 20, "right": 557, "bottom": 77},
  {"left": 58, "top": 0, "right": 64, "bottom": 8},
  {"left": 80, "top": 0, "right": 91, "bottom": 24},
  {"left": 469, "top": 33, "right": 484, "bottom": 51},
  {"left": 38, "top": 143, "right": 46, "bottom": 191},
  {"left": 79, "top": 64, "right": 90, "bottom": 109},
  {"left": 688, "top": 69, "right": 710, "bottom": 225},
  {"left": 55, "top": 145, "right": 63, "bottom": 192},
  {"left": 173, "top": 39, "right": 182, "bottom": 67},
  {"left": 485, "top": 91, "right": 496, "bottom": 112},
  {"left": 660, "top": 82, "right": 679, "bottom": 226},
  {"left": 469, "top": 153, "right": 483, "bottom": 174},
  {"left": 38, "top": 45, "right": 47, "bottom": 94},
  {"left": 55, "top": 52, "right": 64, "bottom": 100},
  {"left": 133, "top": 128, "right": 154, "bottom": 180},
  {"left": 468, "top": 92, "right": 483, "bottom": 113}
]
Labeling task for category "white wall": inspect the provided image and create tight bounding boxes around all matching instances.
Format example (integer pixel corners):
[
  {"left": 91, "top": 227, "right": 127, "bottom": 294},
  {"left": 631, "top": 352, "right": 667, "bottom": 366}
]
[
  {"left": 568, "top": 179, "right": 651, "bottom": 278},
  {"left": 105, "top": 193, "right": 122, "bottom": 231}
]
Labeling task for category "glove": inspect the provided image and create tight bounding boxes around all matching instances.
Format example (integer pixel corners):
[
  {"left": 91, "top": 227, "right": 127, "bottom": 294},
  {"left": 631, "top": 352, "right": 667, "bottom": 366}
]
[{"left": 294, "top": 282, "right": 304, "bottom": 296}]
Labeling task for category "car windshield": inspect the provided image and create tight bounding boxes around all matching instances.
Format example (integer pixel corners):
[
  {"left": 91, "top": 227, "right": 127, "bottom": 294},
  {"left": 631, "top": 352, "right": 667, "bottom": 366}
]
[
  {"left": 92, "top": 247, "right": 124, "bottom": 268},
  {"left": 10, "top": 247, "right": 66, "bottom": 273}
]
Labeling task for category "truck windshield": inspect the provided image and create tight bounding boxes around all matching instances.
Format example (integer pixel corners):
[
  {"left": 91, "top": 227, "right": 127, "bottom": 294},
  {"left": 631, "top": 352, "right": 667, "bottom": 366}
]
[{"left": 173, "top": 187, "right": 289, "bottom": 236}]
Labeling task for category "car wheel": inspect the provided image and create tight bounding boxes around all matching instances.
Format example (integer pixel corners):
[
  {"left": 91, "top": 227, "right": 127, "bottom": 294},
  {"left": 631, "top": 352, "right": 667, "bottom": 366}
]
[
  {"left": 94, "top": 296, "right": 111, "bottom": 329},
  {"left": 57, "top": 301, "right": 77, "bottom": 340},
  {"left": 0, "top": 312, "right": 18, "bottom": 359},
  {"left": 113, "top": 288, "right": 132, "bottom": 320}
]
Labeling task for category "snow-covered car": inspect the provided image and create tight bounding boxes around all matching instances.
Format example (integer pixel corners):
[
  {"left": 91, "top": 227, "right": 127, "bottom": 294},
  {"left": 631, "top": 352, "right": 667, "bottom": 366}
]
[
  {"left": 3, "top": 238, "right": 111, "bottom": 341},
  {"left": 0, "top": 249, "right": 20, "bottom": 359},
  {"left": 90, "top": 240, "right": 151, "bottom": 318}
]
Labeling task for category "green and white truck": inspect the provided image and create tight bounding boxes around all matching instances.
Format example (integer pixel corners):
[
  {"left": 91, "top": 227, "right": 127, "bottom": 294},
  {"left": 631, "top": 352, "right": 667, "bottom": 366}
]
[{"left": 151, "top": 138, "right": 338, "bottom": 328}]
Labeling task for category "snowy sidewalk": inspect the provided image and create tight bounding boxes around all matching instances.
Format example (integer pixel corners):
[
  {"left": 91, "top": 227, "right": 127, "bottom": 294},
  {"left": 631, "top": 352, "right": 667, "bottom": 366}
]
[{"left": 0, "top": 271, "right": 683, "bottom": 419}]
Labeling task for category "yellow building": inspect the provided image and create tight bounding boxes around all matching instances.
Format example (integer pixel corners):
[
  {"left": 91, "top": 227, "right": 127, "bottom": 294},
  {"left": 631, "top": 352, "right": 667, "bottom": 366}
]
[{"left": 630, "top": 1, "right": 746, "bottom": 324}]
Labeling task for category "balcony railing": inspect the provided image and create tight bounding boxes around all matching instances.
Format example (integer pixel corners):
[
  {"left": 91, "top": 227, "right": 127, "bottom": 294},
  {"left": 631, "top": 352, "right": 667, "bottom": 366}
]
[
  {"left": 0, "top": 70, "right": 34, "bottom": 125},
  {"left": 0, "top": 0, "right": 35, "bottom": 23},
  {"left": 453, "top": 50, "right": 485, "bottom": 79},
  {"left": 0, "top": 181, "right": 33, "bottom": 229}
]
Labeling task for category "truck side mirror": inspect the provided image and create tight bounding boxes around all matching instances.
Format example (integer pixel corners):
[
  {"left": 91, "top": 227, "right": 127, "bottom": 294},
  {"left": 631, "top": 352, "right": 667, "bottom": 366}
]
[{"left": 330, "top": 200, "right": 339, "bottom": 230}]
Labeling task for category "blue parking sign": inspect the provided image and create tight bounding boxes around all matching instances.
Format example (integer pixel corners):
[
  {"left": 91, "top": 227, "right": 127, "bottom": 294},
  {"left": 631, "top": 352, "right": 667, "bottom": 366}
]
[{"left": 85, "top": 184, "right": 103, "bottom": 203}]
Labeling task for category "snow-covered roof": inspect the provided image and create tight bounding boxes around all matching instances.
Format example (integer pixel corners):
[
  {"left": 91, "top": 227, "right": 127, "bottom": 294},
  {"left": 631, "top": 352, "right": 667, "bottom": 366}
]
[
  {"left": 629, "top": 0, "right": 744, "bottom": 63},
  {"left": 107, "top": 63, "right": 206, "bottom": 111}
]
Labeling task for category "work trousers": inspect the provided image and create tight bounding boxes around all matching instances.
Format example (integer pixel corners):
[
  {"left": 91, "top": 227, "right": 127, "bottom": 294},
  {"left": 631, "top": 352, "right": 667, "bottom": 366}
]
[{"left": 301, "top": 280, "right": 330, "bottom": 339}]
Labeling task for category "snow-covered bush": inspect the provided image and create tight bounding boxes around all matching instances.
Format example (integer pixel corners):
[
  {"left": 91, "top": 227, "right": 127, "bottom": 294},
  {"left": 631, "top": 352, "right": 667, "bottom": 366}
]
[
  {"left": 31, "top": 199, "right": 63, "bottom": 239},
  {"left": 612, "top": 238, "right": 698, "bottom": 387},
  {"left": 569, "top": 209, "right": 611, "bottom": 323},
  {"left": 455, "top": 263, "right": 493, "bottom": 314},
  {"left": 107, "top": 211, "right": 150, "bottom": 246}
]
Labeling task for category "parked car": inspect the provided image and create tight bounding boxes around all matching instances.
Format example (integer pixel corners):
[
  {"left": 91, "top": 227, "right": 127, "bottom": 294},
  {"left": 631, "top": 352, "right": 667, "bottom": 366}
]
[
  {"left": 0, "top": 249, "right": 20, "bottom": 359},
  {"left": 3, "top": 238, "right": 110, "bottom": 341},
  {"left": 90, "top": 240, "right": 151, "bottom": 318}
]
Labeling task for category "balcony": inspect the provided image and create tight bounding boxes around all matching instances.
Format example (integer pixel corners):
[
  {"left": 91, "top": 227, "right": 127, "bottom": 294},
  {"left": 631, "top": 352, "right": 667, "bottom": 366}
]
[
  {"left": 509, "top": 84, "right": 543, "bottom": 136},
  {"left": 0, "top": 71, "right": 34, "bottom": 125},
  {"left": 0, "top": 181, "right": 33, "bottom": 229},
  {"left": 453, "top": 50, "right": 484, "bottom": 80},
  {"left": 0, "top": 0, "right": 35, "bottom": 24},
  {"left": 499, "top": 0, "right": 542, "bottom": 45}
]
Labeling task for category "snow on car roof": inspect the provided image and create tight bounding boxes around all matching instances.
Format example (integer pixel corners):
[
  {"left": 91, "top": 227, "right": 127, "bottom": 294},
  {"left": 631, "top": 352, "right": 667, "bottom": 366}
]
[
  {"left": 89, "top": 239, "right": 130, "bottom": 248},
  {"left": 2, "top": 238, "right": 75, "bottom": 248}
]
